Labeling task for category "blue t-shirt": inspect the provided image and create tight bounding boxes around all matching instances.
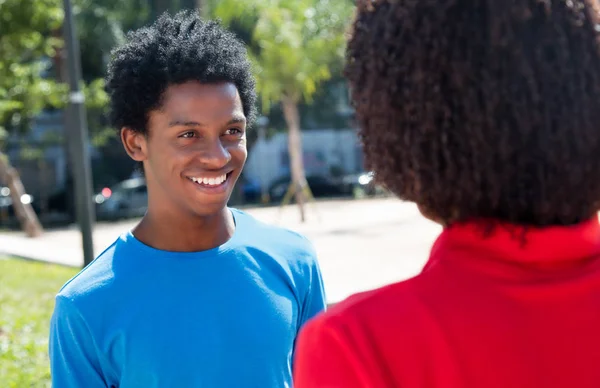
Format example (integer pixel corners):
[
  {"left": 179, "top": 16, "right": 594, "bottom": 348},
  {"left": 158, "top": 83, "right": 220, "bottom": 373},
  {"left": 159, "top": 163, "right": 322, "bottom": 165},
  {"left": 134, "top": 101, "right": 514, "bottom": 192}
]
[{"left": 49, "top": 209, "right": 326, "bottom": 387}]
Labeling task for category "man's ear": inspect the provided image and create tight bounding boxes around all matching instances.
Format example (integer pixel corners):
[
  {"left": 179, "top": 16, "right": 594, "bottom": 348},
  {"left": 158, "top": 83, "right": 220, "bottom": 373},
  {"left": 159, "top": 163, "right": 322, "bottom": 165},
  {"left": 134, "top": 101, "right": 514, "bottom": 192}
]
[{"left": 121, "top": 127, "right": 148, "bottom": 162}]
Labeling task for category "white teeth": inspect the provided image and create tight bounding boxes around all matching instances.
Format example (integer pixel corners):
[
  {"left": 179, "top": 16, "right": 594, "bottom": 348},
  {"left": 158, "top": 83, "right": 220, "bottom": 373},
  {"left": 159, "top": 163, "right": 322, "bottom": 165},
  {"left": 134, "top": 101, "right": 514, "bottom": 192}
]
[{"left": 190, "top": 174, "right": 227, "bottom": 186}]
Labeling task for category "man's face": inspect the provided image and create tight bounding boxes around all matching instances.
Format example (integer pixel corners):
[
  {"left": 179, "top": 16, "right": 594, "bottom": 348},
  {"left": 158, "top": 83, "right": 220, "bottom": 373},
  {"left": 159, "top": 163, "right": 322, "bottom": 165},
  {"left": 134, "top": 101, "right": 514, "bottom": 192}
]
[{"left": 122, "top": 81, "right": 247, "bottom": 218}]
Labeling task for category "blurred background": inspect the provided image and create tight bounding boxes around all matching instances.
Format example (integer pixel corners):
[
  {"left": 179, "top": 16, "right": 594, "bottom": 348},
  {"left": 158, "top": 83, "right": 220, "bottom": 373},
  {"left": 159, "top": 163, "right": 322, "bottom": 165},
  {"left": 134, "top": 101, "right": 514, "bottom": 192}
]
[
  {"left": 0, "top": 0, "right": 440, "bottom": 386},
  {"left": 0, "top": 0, "right": 371, "bottom": 229}
]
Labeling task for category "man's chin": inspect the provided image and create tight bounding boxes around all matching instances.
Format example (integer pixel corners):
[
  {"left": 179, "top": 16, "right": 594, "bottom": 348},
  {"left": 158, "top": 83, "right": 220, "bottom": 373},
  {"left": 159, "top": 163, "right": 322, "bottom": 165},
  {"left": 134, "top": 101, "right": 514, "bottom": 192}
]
[{"left": 189, "top": 195, "right": 233, "bottom": 218}]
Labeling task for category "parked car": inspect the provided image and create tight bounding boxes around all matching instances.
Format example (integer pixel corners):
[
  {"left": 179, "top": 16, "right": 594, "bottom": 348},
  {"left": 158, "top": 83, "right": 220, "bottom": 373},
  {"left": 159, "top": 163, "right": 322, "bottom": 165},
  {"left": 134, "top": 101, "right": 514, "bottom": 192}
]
[
  {"left": 240, "top": 177, "right": 262, "bottom": 203},
  {"left": 0, "top": 186, "right": 36, "bottom": 221},
  {"left": 95, "top": 177, "right": 148, "bottom": 220},
  {"left": 268, "top": 175, "right": 351, "bottom": 202},
  {"left": 339, "top": 171, "right": 379, "bottom": 197}
]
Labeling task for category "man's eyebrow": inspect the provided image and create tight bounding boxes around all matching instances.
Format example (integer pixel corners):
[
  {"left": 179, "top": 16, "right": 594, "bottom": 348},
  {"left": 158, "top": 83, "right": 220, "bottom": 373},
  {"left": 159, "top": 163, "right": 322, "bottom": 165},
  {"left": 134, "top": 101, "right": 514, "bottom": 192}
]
[
  {"left": 168, "top": 116, "right": 246, "bottom": 128},
  {"left": 227, "top": 116, "right": 246, "bottom": 125},
  {"left": 168, "top": 120, "right": 204, "bottom": 128}
]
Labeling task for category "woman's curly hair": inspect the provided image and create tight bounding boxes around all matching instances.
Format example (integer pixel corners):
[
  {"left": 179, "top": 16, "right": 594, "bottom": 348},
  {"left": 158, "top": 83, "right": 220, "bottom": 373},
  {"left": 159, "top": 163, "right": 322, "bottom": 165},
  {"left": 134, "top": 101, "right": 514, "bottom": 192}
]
[
  {"left": 346, "top": 0, "right": 600, "bottom": 226},
  {"left": 106, "top": 11, "right": 257, "bottom": 136}
]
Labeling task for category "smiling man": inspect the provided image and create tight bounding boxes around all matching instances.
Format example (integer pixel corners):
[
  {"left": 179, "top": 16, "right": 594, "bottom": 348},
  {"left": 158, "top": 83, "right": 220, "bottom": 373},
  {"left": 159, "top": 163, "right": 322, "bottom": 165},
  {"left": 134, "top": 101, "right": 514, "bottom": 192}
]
[{"left": 49, "top": 12, "right": 326, "bottom": 388}]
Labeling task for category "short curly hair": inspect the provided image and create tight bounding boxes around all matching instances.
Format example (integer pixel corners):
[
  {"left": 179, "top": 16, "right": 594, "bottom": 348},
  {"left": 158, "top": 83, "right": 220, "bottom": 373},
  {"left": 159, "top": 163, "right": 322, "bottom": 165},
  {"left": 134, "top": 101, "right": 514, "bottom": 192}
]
[
  {"left": 346, "top": 0, "right": 600, "bottom": 226},
  {"left": 106, "top": 11, "right": 257, "bottom": 136}
]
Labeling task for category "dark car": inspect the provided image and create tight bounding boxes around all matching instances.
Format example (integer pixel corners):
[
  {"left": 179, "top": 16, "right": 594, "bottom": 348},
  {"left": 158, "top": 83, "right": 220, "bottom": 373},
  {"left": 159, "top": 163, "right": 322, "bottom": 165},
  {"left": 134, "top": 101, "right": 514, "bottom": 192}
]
[
  {"left": 268, "top": 175, "right": 347, "bottom": 202},
  {"left": 338, "top": 171, "right": 378, "bottom": 197},
  {"left": 240, "top": 177, "right": 262, "bottom": 203},
  {"left": 95, "top": 177, "right": 148, "bottom": 220},
  {"left": 0, "top": 186, "right": 36, "bottom": 223}
]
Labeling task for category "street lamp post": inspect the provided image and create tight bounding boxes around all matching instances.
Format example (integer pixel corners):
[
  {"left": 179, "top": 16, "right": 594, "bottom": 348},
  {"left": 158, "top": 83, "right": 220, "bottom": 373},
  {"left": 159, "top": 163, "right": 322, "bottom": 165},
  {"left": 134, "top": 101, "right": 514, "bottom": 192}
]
[{"left": 62, "top": 0, "right": 95, "bottom": 266}]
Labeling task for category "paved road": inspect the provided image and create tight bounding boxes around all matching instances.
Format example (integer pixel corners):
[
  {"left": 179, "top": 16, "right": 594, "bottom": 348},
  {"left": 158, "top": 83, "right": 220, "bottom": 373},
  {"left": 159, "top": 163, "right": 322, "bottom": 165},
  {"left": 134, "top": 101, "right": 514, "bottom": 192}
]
[{"left": 0, "top": 198, "right": 441, "bottom": 303}]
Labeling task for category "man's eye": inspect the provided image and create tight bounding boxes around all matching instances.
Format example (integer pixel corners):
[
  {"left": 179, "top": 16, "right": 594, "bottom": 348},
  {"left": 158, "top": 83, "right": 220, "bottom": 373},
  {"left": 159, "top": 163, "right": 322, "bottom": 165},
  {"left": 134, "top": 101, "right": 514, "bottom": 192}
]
[
  {"left": 224, "top": 128, "right": 243, "bottom": 136},
  {"left": 179, "top": 131, "right": 196, "bottom": 138}
]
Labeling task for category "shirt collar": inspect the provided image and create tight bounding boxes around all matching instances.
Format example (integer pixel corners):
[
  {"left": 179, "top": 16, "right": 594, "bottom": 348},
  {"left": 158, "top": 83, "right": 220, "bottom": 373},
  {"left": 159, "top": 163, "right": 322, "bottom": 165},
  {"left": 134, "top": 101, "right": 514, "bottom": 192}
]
[{"left": 429, "top": 216, "right": 600, "bottom": 265}]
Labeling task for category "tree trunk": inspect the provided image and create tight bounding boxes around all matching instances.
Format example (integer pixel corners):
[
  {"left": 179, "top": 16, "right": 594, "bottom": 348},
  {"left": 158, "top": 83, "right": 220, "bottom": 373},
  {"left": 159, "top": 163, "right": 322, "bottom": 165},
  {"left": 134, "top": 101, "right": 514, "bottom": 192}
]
[
  {"left": 0, "top": 154, "right": 43, "bottom": 237},
  {"left": 282, "top": 95, "right": 307, "bottom": 222}
]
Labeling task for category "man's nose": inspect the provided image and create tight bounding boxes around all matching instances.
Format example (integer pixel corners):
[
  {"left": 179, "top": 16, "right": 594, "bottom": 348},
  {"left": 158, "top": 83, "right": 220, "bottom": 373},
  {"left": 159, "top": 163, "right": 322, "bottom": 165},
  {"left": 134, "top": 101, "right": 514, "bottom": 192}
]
[{"left": 197, "top": 139, "right": 231, "bottom": 169}]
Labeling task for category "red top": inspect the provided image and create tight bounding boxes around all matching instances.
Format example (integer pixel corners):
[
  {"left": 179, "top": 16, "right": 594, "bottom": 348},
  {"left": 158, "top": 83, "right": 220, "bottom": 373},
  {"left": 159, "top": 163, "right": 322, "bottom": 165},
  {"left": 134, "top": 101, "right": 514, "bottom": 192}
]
[{"left": 294, "top": 218, "right": 600, "bottom": 388}]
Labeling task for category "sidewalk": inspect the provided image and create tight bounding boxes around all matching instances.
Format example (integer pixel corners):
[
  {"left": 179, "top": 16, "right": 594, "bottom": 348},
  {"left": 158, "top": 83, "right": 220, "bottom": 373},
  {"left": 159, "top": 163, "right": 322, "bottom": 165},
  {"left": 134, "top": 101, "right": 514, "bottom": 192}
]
[{"left": 0, "top": 198, "right": 441, "bottom": 303}]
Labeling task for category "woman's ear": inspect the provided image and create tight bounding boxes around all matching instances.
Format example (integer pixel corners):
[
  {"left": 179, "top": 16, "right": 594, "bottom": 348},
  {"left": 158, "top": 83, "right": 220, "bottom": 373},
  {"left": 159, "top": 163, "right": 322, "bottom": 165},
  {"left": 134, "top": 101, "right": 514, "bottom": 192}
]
[{"left": 121, "top": 127, "right": 148, "bottom": 162}]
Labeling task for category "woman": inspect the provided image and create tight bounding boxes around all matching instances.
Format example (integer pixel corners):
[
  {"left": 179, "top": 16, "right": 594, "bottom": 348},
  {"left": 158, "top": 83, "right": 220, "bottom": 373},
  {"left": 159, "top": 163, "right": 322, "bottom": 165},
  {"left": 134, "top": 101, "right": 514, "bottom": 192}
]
[{"left": 294, "top": 1, "right": 600, "bottom": 387}]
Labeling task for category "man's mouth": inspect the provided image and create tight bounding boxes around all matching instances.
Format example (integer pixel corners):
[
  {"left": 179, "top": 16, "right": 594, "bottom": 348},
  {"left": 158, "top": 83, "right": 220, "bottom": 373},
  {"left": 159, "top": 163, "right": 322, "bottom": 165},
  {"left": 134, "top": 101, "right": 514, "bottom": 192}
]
[{"left": 186, "top": 172, "right": 232, "bottom": 187}]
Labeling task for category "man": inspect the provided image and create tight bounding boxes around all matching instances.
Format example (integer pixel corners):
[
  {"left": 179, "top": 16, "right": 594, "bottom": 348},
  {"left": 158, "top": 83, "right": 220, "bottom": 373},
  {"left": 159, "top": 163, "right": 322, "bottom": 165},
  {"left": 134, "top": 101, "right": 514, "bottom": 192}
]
[
  {"left": 50, "top": 12, "right": 326, "bottom": 387},
  {"left": 295, "top": 0, "right": 600, "bottom": 387}
]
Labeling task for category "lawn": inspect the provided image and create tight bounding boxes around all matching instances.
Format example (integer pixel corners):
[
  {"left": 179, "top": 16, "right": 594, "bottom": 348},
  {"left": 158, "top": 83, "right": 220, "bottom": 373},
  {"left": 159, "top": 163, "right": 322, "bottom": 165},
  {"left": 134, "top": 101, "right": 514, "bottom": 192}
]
[{"left": 0, "top": 258, "right": 77, "bottom": 387}]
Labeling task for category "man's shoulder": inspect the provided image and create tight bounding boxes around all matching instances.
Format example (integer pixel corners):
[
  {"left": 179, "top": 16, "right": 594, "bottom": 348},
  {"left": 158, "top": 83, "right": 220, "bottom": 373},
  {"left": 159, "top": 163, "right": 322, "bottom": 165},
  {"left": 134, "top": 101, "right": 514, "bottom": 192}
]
[
  {"left": 57, "top": 235, "right": 128, "bottom": 306},
  {"left": 231, "top": 209, "right": 318, "bottom": 279},
  {"left": 232, "top": 208, "right": 315, "bottom": 255}
]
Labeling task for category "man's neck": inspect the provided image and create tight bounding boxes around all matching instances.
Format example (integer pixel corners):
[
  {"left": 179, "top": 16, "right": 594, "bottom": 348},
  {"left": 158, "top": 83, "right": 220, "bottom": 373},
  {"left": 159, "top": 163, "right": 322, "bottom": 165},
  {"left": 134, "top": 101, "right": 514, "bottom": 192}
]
[{"left": 132, "top": 207, "right": 235, "bottom": 253}]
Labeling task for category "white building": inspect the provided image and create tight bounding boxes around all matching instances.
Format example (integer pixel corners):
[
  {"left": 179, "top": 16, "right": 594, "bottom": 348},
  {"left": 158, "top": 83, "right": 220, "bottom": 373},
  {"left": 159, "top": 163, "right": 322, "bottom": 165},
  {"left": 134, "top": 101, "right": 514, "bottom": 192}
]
[{"left": 244, "top": 128, "right": 365, "bottom": 190}]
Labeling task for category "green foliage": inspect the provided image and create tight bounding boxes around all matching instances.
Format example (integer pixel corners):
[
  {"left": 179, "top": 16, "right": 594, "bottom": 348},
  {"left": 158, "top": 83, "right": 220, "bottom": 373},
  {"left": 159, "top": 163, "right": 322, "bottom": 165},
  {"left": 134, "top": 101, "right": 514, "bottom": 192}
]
[
  {"left": 84, "top": 78, "right": 113, "bottom": 148},
  {"left": 71, "top": 1, "right": 152, "bottom": 148},
  {"left": 0, "top": 0, "right": 65, "bottom": 134},
  {"left": 74, "top": 0, "right": 151, "bottom": 81},
  {"left": 0, "top": 0, "right": 149, "bottom": 148},
  {"left": 0, "top": 258, "right": 77, "bottom": 387},
  {"left": 212, "top": 0, "right": 354, "bottom": 110}
]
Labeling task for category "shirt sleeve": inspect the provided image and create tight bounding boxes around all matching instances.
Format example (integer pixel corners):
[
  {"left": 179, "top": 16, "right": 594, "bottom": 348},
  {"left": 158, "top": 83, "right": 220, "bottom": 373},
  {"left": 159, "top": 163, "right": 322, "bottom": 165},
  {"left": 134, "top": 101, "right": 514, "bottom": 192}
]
[
  {"left": 293, "top": 315, "right": 375, "bottom": 388},
  {"left": 299, "top": 241, "right": 327, "bottom": 327},
  {"left": 49, "top": 296, "right": 110, "bottom": 388}
]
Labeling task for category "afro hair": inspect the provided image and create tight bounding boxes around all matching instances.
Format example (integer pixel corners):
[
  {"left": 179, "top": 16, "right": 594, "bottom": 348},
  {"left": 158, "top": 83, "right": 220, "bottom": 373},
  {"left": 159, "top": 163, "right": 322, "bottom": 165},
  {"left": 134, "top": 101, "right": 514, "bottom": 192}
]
[
  {"left": 346, "top": 0, "right": 600, "bottom": 226},
  {"left": 106, "top": 11, "right": 257, "bottom": 136}
]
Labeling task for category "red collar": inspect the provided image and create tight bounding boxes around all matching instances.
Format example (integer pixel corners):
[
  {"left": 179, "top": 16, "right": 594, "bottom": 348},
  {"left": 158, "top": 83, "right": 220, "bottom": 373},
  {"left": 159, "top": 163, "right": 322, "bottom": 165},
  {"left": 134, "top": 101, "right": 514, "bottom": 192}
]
[{"left": 430, "top": 217, "right": 600, "bottom": 265}]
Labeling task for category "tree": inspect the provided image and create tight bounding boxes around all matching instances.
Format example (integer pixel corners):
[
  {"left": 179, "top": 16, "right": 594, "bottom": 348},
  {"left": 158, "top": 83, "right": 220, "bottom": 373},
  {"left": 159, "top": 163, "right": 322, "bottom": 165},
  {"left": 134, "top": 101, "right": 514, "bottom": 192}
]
[
  {"left": 0, "top": 0, "right": 66, "bottom": 236},
  {"left": 212, "top": 0, "right": 353, "bottom": 222},
  {"left": 0, "top": 0, "right": 111, "bottom": 235}
]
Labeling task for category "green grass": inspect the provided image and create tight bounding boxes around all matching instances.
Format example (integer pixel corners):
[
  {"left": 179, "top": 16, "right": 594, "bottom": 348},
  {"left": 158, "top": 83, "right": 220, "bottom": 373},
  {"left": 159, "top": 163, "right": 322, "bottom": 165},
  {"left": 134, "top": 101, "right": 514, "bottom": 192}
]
[{"left": 0, "top": 258, "right": 77, "bottom": 388}]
